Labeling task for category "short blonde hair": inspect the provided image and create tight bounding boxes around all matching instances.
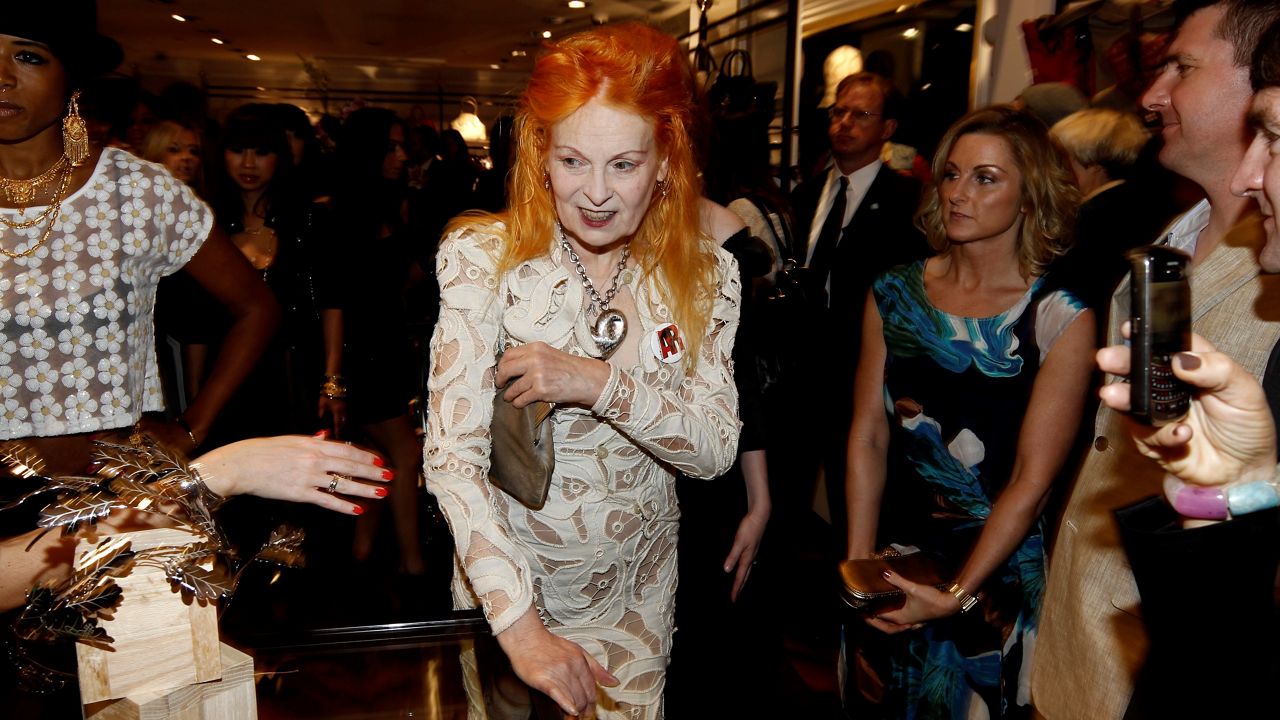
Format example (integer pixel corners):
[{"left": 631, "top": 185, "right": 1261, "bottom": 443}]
[
  {"left": 1050, "top": 108, "right": 1150, "bottom": 180},
  {"left": 916, "top": 106, "right": 1079, "bottom": 279}
]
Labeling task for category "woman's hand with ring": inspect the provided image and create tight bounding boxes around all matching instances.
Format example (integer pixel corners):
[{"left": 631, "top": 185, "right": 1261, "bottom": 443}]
[{"left": 192, "top": 433, "right": 390, "bottom": 515}]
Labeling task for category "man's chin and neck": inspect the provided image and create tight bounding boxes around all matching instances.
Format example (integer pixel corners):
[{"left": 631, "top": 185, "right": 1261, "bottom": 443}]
[{"left": 834, "top": 149, "right": 881, "bottom": 176}]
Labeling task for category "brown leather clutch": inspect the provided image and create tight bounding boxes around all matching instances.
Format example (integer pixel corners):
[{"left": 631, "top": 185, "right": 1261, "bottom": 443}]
[
  {"left": 488, "top": 396, "right": 554, "bottom": 510},
  {"left": 837, "top": 553, "right": 949, "bottom": 614}
]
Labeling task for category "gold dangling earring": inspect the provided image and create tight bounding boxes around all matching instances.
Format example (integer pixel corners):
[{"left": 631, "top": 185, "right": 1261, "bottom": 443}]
[
  {"left": 63, "top": 90, "right": 90, "bottom": 167},
  {"left": 544, "top": 172, "right": 551, "bottom": 190}
]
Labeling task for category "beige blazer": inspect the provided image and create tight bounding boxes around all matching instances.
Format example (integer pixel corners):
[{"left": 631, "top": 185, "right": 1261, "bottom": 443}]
[{"left": 1033, "top": 212, "right": 1280, "bottom": 719}]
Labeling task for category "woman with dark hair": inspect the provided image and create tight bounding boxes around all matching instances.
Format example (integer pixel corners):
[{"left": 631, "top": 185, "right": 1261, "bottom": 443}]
[
  {"left": 0, "top": 4, "right": 278, "bottom": 468},
  {"left": 843, "top": 106, "right": 1095, "bottom": 717},
  {"left": 331, "top": 107, "right": 425, "bottom": 579},
  {"left": 0, "top": 1, "right": 387, "bottom": 627},
  {"left": 183, "top": 105, "right": 345, "bottom": 446}
]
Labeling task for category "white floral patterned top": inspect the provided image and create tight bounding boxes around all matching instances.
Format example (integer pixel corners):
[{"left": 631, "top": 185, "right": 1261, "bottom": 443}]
[{"left": 0, "top": 147, "right": 213, "bottom": 439}]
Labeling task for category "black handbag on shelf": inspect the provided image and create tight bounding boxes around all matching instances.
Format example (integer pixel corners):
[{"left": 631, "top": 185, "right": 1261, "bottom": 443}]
[{"left": 707, "top": 49, "right": 777, "bottom": 124}]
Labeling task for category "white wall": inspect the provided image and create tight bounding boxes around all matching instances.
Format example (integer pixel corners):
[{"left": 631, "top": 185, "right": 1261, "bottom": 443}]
[{"left": 972, "top": 0, "right": 1057, "bottom": 108}]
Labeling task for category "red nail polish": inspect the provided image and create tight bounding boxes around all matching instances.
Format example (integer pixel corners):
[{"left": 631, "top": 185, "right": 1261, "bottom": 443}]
[
  {"left": 352, "top": 505, "right": 364, "bottom": 515},
  {"left": 314, "top": 430, "right": 328, "bottom": 439},
  {"left": 374, "top": 487, "right": 388, "bottom": 498},
  {"left": 382, "top": 469, "right": 395, "bottom": 480},
  {"left": 373, "top": 456, "right": 386, "bottom": 467}
]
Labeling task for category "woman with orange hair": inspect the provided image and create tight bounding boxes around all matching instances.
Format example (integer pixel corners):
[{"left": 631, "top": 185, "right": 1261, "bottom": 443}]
[{"left": 424, "top": 23, "right": 740, "bottom": 719}]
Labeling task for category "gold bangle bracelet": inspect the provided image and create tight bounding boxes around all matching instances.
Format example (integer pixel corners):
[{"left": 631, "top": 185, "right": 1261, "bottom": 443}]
[{"left": 948, "top": 583, "right": 978, "bottom": 613}]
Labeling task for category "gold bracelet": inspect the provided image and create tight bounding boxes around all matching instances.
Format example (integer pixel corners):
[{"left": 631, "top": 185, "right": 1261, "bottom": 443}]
[
  {"left": 948, "top": 583, "right": 978, "bottom": 613},
  {"left": 320, "top": 374, "right": 347, "bottom": 399}
]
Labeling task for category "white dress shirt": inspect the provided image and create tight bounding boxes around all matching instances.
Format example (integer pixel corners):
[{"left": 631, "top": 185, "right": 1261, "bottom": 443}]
[{"left": 805, "top": 159, "right": 883, "bottom": 264}]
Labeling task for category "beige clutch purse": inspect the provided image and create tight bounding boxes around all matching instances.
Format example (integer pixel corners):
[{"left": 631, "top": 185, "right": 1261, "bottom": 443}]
[{"left": 838, "top": 552, "right": 949, "bottom": 614}]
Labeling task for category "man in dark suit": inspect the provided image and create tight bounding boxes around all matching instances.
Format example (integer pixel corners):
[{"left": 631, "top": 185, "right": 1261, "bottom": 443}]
[{"left": 780, "top": 72, "right": 927, "bottom": 548}]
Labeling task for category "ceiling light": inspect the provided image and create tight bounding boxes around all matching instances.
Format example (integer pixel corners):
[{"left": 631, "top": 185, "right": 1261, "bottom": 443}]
[
  {"left": 256, "top": 86, "right": 266, "bottom": 91},
  {"left": 955, "top": 23, "right": 973, "bottom": 32},
  {"left": 542, "top": 31, "right": 552, "bottom": 39},
  {"left": 245, "top": 54, "right": 261, "bottom": 61},
  {"left": 568, "top": 1, "right": 586, "bottom": 8},
  {"left": 211, "top": 38, "right": 225, "bottom": 45},
  {"left": 902, "top": 28, "right": 919, "bottom": 39},
  {"left": 171, "top": 14, "right": 188, "bottom": 22},
  {"left": 896, "top": 4, "right": 908, "bottom": 12},
  {"left": 490, "top": 64, "right": 500, "bottom": 69}
]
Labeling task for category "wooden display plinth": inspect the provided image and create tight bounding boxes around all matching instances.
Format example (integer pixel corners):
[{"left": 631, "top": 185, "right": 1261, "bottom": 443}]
[
  {"left": 75, "top": 527, "right": 224, "bottom": 705},
  {"left": 84, "top": 643, "right": 256, "bottom": 720}
]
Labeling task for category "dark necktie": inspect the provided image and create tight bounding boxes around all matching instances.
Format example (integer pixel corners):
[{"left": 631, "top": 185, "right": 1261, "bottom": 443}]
[{"left": 807, "top": 175, "right": 848, "bottom": 290}]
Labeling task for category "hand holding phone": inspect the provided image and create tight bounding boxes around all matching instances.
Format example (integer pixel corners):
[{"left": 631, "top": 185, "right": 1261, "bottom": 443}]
[{"left": 1127, "top": 245, "right": 1192, "bottom": 425}]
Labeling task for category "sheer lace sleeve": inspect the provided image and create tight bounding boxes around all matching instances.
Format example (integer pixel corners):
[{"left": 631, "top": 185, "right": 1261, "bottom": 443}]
[
  {"left": 423, "top": 223, "right": 534, "bottom": 634},
  {"left": 590, "top": 247, "right": 742, "bottom": 479}
]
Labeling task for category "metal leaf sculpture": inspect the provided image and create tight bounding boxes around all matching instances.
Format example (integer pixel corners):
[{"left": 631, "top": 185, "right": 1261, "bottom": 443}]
[
  {"left": 36, "top": 491, "right": 125, "bottom": 536},
  {"left": 254, "top": 524, "right": 306, "bottom": 569},
  {"left": 165, "top": 558, "right": 235, "bottom": 603},
  {"left": 6, "top": 432, "right": 307, "bottom": 688},
  {"left": 0, "top": 440, "right": 47, "bottom": 479},
  {"left": 13, "top": 536, "right": 134, "bottom": 649}
]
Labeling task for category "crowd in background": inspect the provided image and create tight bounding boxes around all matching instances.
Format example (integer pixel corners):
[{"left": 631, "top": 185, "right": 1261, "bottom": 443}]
[
  {"left": 69, "top": 78, "right": 517, "bottom": 593},
  {"left": 26, "top": 1, "right": 1275, "bottom": 713}
]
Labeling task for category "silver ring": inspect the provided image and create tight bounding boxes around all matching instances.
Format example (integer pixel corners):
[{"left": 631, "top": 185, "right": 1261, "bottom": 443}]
[{"left": 326, "top": 472, "right": 350, "bottom": 493}]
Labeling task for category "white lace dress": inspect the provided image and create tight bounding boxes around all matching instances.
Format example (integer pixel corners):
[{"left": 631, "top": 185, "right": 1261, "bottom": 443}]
[{"left": 424, "top": 222, "right": 741, "bottom": 719}]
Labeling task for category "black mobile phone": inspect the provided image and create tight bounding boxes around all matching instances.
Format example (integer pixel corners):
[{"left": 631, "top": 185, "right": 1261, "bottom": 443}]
[{"left": 1127, "top": 245, "right": 1192, "bottom": 425}]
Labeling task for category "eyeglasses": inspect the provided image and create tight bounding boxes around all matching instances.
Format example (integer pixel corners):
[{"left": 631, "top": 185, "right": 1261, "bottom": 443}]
[{"left": 828, "top": 107, "right": 883, "bottom": 124}]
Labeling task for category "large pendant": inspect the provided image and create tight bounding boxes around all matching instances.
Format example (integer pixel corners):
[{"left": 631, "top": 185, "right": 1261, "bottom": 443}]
[{"left": 591, "top": 309, "right": 627, "bottom": 360}]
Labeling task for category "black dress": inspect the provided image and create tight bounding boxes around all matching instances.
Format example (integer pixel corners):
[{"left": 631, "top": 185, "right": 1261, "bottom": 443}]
[{"left": 178, "top": 200, "right": 339, "bottom": 446}]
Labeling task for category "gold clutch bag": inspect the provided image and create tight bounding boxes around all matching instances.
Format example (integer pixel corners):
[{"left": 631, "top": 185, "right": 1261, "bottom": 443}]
[
  {"left": 488, "top": 395, "right": 554, "bottom": 510},
  {"left": 837, "top": 552, "right": 949, "bottom": 614}
]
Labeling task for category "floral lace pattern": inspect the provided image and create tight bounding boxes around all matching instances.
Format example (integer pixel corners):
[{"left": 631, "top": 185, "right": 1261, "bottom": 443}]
[
  {"left": 0, "top": 148, "right": 213, "bottom": 439},
  {"left": 425, "top": 222, "right": 740, "bottom": 718}
]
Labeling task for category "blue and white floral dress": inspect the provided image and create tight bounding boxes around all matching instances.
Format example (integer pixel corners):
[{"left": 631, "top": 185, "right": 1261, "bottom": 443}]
[{"left": 851, "top": 260, "right": 1085, "bottom": 719}]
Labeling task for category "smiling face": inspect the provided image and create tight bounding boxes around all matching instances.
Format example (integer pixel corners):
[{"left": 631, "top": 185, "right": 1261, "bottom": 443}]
[
  {"left": 0, "top": 34, "right": 68, "bottom": 145},
  {"left": 939, "top": 132, "right": 1026, "bottom": 247},
  {"left": 224, "top": 146, "right": 278, "bottom": 194},
  {"left": 1232, "top": 87, "right": 1280, "bottom": 272},
  {"left": 163, "top": 128, "right": 201, "bottom": 183},
  {"left": 545, "top": 96, "right": 668, "bottom": 256},
  {"left": 1140, "top": 6, "right": 1253, "bottom": 188}
]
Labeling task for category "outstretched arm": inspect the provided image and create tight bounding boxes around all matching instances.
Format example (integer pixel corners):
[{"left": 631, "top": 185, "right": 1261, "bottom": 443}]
[{"left": 874, "top": 309, "right": 1096, "bottom": 631}]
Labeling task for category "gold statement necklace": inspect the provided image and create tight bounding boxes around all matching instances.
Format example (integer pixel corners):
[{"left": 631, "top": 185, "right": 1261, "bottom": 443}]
[
  {"left": 0, "top": 155, "right": 76, "bottom": 260},
  {"left": 0, "top": 155, "right": 69, "bottom": 207}
]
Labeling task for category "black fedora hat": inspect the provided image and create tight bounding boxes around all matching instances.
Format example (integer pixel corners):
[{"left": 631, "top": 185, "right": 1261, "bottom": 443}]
[{"left": 1, "top": 1, "right": 124, "bottom": 84}]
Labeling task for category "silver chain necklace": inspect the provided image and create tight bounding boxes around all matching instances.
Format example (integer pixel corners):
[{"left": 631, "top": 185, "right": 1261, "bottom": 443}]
[
  {"left": 558, "top": 230, "right": 630, "bottom": 359},
  {"left": 560, "top": 236, "right": 631, "bottom": 316}
]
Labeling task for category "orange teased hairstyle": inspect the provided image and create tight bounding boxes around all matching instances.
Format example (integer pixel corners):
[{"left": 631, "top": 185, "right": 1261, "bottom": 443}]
[{"left": 468, "top": 22, "right": 718, "bottom": 352}]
